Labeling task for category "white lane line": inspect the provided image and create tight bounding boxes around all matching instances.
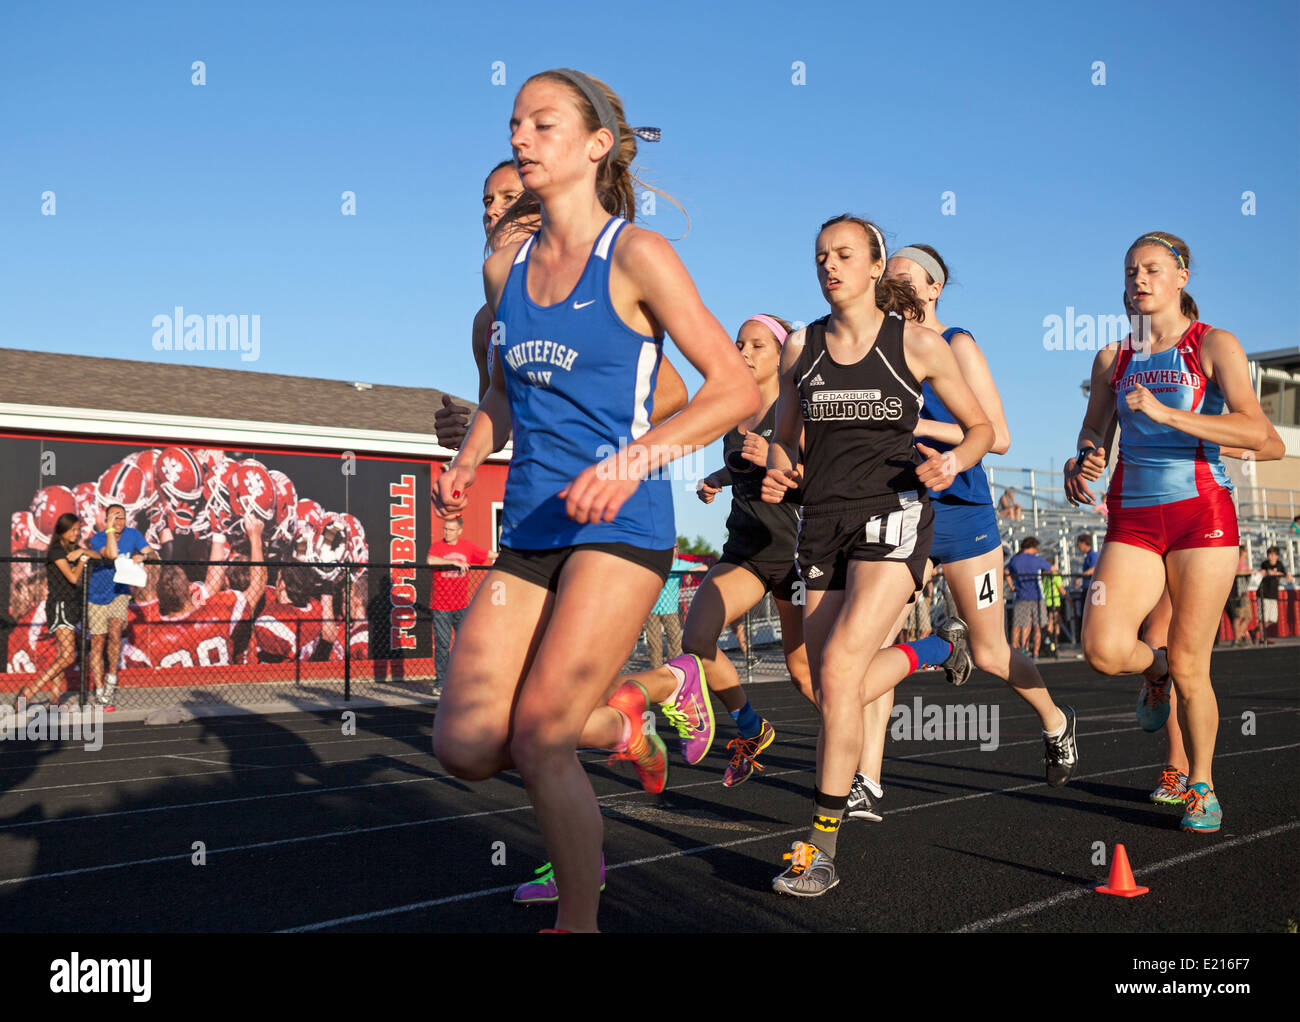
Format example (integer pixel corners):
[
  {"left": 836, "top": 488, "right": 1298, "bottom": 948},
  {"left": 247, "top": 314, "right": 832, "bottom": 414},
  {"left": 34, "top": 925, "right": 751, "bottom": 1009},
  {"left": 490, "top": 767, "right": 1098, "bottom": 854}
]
[
  {"left": 0, "top": 729, "right": 432, "bottom": 775},
  {"left": 164, "top": 754, "right": 244, "bottom": 768},
  {"left": 0, "top": 775, "right": 441, "bottom": 831},
  {"left": 275, "top": 742, "right": 1300, "bottom": 932},
  {"left": 8, "top": 749, "right": 435, "bottom": 795},
  {"left": 8, "top": 685, "right": 1291, "bottom": 776},
  {"left": 0, "top": 759, "right": 808, "bottom": 833},
  {"left": 0, "top": 763, "right": 812, "bottom": 886},
  {"left": 953, "top": 820, "right": 1300, "bottom": 933}
]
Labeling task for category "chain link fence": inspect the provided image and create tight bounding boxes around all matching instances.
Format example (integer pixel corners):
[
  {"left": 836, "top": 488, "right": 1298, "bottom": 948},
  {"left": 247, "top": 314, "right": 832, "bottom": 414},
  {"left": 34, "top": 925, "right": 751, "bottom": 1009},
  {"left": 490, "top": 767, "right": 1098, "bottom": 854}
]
[{"left": 5, "top": 557, "right": 1290, "bottom": 711}]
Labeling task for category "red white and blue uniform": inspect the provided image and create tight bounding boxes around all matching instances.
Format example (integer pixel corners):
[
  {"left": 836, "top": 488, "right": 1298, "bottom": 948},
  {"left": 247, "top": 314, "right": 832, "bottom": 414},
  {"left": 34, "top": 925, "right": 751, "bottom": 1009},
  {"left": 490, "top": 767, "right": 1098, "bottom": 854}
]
[{"left": 1105, "top": 322, "right": 1238, "bottom": 553}]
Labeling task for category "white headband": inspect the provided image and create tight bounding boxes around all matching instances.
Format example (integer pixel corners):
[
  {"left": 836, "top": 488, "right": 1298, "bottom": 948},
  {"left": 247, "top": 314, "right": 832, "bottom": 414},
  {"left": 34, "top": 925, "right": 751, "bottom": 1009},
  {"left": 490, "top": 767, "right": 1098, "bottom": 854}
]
[
  {"left": 893, "top": 246, "right": 945, "bottom": 285},
  {"left": 867, "top": 223, "right": 886, "bottom": 264}
]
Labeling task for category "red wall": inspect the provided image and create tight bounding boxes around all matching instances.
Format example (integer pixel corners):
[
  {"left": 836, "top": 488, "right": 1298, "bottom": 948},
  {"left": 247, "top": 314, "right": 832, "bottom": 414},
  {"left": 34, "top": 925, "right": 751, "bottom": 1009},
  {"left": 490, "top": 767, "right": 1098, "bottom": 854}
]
[{"left": 431, "top": 461, "right": 507, "bottom": 552}]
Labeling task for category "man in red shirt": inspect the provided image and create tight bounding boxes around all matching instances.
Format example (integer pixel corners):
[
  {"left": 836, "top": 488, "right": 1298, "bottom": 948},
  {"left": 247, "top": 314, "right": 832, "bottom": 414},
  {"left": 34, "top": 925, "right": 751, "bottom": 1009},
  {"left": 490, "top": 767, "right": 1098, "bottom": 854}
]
[{"left": 426, "top": 517, "right": 492, "bottom": 689}]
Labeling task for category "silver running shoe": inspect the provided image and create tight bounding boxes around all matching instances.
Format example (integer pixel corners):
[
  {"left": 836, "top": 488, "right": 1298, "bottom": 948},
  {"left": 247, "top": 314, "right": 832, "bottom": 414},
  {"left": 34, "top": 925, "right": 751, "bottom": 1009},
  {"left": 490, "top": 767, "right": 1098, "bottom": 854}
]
[
  {"left": 772, "top": 841, "right": 839, "bottom": 897},
  {"left": 936, "top": 615, "right": 974, "bottom": 686}
]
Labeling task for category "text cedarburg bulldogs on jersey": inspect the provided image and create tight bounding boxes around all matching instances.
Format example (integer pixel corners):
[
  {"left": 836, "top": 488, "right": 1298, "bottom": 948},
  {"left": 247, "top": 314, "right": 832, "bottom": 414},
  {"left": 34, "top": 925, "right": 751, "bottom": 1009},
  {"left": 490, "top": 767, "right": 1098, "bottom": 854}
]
[{"left": 801, "top": 389, "right": 905, "bottom": 422}]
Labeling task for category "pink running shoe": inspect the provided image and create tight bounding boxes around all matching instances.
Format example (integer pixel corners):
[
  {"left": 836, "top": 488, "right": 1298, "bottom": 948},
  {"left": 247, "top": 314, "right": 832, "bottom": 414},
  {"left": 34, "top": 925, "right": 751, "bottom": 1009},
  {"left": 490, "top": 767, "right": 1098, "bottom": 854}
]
[{"left": 660, "top": 654, "right": 715, "bottom": 765}]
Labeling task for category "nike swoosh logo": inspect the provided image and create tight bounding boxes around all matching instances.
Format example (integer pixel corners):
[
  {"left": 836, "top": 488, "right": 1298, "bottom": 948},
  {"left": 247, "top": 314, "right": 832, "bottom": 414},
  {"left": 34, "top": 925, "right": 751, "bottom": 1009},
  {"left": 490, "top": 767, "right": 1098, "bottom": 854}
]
[{"left": 573, "top": 300, "right": 595, "bottom": 310}]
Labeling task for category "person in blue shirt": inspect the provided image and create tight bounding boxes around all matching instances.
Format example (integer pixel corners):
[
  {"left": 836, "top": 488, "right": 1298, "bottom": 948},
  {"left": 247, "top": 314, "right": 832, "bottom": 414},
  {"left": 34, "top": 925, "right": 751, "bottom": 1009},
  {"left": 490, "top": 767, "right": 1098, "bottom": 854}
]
[
  {"left": 1071, "top": 533, "right": 1100, "bottom": 622},
  {"left": 87, "top": 503, "right": 154, "bottom": 706},
  {"left": 1006, "top": 537, "right": 1053, "bottom": 657},
  {"left": 1075, "top": 533, "right": 1099, "bottom": 581}
]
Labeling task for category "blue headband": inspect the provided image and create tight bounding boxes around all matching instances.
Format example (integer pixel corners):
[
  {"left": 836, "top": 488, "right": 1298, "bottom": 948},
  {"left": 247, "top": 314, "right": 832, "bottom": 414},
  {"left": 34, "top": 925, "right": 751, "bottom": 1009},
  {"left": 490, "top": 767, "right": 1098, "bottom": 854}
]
[{"left": 1138, "top": 235, "right": 1186, "bottom": 270}]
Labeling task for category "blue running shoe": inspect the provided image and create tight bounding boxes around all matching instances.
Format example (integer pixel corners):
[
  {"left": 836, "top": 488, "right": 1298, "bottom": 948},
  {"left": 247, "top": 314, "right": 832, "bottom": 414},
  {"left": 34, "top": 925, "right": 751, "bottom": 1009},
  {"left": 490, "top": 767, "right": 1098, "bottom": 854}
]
[
  {"left": 1180, "top": 782, "right": 1222, "bottom": 834},
  {"left": 1136, "top": 647, "right": 1171, "bottom": 732}
]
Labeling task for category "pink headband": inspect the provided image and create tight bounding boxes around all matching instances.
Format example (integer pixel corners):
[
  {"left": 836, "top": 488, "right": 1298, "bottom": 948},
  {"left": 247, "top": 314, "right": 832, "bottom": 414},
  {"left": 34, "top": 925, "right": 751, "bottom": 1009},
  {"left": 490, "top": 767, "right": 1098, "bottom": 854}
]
[{"left": 744, "top": 314, "right": 788, "bottom": 346}]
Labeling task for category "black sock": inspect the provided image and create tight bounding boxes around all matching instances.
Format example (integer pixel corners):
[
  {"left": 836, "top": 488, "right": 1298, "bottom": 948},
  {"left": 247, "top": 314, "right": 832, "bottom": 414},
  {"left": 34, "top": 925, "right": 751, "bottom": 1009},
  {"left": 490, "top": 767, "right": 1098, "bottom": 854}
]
[{"left": 808, "top": 789, "right": 848, "bottom": 858}]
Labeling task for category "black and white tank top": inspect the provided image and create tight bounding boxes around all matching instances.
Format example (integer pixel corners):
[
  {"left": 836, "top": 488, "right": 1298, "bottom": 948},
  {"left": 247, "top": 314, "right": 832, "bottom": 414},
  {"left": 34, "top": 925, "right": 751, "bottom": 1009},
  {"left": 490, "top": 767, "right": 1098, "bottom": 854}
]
[{"left": 794, "top": 312, "right": 925, "bottom": 508}]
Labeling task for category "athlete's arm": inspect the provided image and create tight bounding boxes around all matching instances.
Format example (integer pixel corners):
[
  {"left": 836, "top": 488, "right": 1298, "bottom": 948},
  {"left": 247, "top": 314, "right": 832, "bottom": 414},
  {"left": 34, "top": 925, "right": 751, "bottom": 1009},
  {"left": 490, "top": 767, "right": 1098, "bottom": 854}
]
[
  {"left": 435, "top": 247, "right": 520, "bottom": 516},
  {"left": 650, "top": 356, "right": 688, "bottom": 425},
  {"left": 903, "top": 323, "right": 993, "bottom": 488},
  {"left": 432, "top": 306, "right": 494, "bottom": 452},
  {"left": 472, "top": 303, "right": 493, "bottom": 401},
  {"left": 913, "top": 333, "right": 1012, "bottom": 455},
  {"left": 1126, "top": 329, "right": 1270, "bottom": 450},
  {"left": 1220, "top": 418, "right": 1286, "bottom": 462},
  {"left": 696, "top": 467, "right": 732, "bottom": 505},
  {"left": 1074, "top": 344, "right": 1120, "bottom": 453},
  {"left": 560, "top": 228, "right": 759, "bottom": 524},
  {"left": 1064, "top": 345, "right": 1121, "bottom": 504},
  {"left": 762, "top": 328, "right": 806, "bottom": 502},
  {"left": 242, "top": 516, "right": 268, "bottom": 611}
]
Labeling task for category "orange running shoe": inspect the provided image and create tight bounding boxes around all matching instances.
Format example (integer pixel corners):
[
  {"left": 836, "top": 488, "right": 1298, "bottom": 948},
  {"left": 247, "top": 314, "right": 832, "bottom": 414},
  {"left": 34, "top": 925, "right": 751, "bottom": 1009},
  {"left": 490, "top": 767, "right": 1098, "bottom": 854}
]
[
  {"left": 606, "top": 681, "right": 668, "bottom": 794},
  {"left": 722, "top": 719, "right": 775, "bottom": 787}
]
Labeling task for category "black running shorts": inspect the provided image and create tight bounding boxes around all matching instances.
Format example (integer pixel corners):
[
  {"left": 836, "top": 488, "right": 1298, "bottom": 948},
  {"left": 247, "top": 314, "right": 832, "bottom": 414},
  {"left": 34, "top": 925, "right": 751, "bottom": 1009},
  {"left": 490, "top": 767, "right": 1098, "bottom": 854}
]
[
  {"left": 795, "top": 493, "right": 934, "bottom": 592},
  {"left": 45, "top": 598, "right": 78, "bottom": 633},
  {"left": 493, "top": 543, "right": 675, "bottom": 593},
  {"left": 717, "top": 552, "right": 800, "bottom": 602}
]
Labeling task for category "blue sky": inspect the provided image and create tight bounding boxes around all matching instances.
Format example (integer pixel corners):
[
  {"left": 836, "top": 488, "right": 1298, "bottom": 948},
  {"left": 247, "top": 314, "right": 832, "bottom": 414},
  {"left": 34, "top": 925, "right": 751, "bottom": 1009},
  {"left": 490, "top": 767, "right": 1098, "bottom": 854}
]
[{"left": 2, "top": 0, "right": 1296, "bottom": 549}]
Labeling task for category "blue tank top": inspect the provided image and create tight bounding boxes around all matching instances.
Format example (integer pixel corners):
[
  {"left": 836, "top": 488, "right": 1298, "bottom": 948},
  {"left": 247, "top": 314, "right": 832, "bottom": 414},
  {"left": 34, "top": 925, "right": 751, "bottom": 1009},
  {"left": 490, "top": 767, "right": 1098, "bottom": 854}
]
[
  {"left": 1107, "top": 321, "right": 1232, "bottom": 509},
  {"left": 495, "top": 217, "right": 675, "bottom": 550},
  {"left": 919, "top": 326, "right": 993, "bottom": 506}
]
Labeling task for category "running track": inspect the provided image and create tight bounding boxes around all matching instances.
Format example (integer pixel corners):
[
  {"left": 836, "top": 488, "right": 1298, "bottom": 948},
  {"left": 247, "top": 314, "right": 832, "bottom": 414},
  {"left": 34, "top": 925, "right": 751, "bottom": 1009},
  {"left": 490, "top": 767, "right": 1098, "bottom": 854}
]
[{"left": 1, "top": 645, "right": 1295, "bottom": 933}]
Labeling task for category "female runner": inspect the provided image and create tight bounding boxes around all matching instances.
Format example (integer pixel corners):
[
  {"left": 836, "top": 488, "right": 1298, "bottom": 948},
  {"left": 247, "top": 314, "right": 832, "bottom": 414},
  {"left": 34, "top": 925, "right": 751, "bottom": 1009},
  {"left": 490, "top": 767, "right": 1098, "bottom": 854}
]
[
  {"left": 1067, "top": 325, "right": 1283, "bottom": 813},
  {"left": 763, "top": 215, "right": 992, "bottom": 895},
  {"left": 838, "top": 244, "right": 1080, "bottom": 824},
  {"left": 432, "top": 69, "right": 758, "bottom": 932},
  {"left": 1063, "top": 231, "right": 1273, "bottom": 833}
]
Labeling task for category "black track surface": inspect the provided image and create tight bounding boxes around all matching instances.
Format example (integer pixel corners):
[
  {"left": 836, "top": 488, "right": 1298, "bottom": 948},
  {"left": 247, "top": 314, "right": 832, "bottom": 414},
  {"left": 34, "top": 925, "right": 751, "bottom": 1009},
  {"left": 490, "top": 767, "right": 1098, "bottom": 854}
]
[{"left": 1, "top": 645, "right": 1295, "bottom": 933}]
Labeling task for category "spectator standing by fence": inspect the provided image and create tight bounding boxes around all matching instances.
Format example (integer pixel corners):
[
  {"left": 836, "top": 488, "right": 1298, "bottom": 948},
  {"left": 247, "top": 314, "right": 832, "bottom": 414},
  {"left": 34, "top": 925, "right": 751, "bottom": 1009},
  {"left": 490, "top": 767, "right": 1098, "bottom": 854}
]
[
  {"left": 1228, "top": 545, "right": 1253, "bottom": 645},
  {"left": 1257, "top": 546, "right": 1292, "bottom": 645},
  {"left": 1071, "top": 533, "right": 1099, "bottom": 624},
  {"left": 1006, "top": 536, "right": 1052, "bottom": 657},
  {"left": 643, "top": 549, "right": 705, "bottom": 669},
  {"left": 15, "top": 513, "right": 92, "bottom": 707},
  {"left": 1042, "top": 553, "right": 1067, "bottom": 655},
  {"left": 87, "top": 504, "right": 152, "bottom": 706},
  {"left": 426, "top": 516, "right": 492, "bottom": 690}
]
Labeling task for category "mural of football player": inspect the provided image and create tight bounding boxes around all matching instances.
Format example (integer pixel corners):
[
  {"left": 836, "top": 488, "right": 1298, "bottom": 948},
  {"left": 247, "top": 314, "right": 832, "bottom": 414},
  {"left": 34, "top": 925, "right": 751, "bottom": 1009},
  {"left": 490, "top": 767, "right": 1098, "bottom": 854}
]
[
  {"left": 255, "top": 567, "right": 337, "bottom": 664},
  {"left": 122, "top": 514, "right": 267, "bottom": 672}
]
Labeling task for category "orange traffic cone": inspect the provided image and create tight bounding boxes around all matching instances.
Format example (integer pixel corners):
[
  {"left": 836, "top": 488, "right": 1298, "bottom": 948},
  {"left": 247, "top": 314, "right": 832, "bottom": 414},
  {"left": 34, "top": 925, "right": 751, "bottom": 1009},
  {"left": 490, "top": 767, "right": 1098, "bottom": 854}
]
[{"left": 1095, "top": 843, "right": 1148, "bottom": 897}]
